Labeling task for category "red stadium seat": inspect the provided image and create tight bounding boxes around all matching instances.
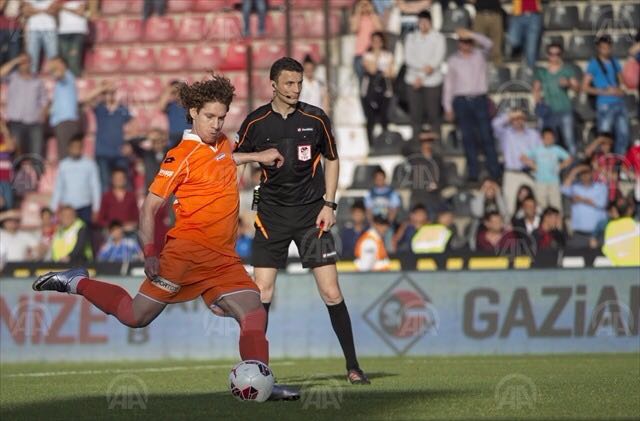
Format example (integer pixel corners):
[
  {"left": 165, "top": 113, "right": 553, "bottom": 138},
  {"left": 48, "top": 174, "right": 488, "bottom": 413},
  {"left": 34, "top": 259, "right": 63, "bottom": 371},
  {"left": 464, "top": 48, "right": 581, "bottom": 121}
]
[
  {"left": 252, "top": 73, "right": 274, "bottom": 103},
  {"left": 265, "top": 13, "right": 285, "bottom": 38},
  {"left": 75, "top": 78, "right": 96, "bottom": 103},
  {"left": 293, "top": 41, "right": 322, "bottom": 62},
  {"left": 208, "top": 14, "right": 243, "bottom": 41},
  {"left": 224, "top": 101, "right": 248, "bottom": 133},
  {"left": 176, "top": 15, "right": 208, "bottom": 42},
  {"left": 100, "top": 0, "right": 129, "bottom": 15},
  {"left": 129, "top": 0, "right": 144, "bottom": 14},
  {"left": 143, "top": 16, "right": 176, "bottom": 42},
  {"left": 193, "top": 0, "right": 230, "bottom": 12},
  {"left": 124, "top": 46, "right": 157, "bottom": 72},
  {"left": 290, "top": 0, "right": 318, "bottom": 9},
  {"left": 252, "top": 42, "right": 285, "bottom": 69},
  {"left": 86, "top": 47, "right": 123, "bottom": 74},
  {"left": 269, "top": 0, "right": 285, "bottom": 8},
  {"left": 92, "top": 18, "right": 111, "bottom": 43},
  {"left": 292, "top": 11, "right": 340, "bottom": 37},
  {"left": 220, "top": 43, "right": 248, "bottom": 71},
  {"left": 167, "top": 0, "right": 194, "bottom": 13},
  {"left": 132, "top": 76, "right": 163, "bottom": 102},
  {"left": 157, "top": 46, "right": 189, "bottom": 72},
  {"left": 110, "top": 18, "right": 143, "bottom": 43},
  {"left": 189, "top": 44, "right": 223, "bottom": 71},
  {"left": 227, "top": 72, "right": 249, "bottom": 99}
]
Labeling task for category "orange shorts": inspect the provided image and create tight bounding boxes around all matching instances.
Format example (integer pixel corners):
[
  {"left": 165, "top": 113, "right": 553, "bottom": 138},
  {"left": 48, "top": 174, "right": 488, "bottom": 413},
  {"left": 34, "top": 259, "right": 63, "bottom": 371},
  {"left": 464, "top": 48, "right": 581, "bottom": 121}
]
[{"left": 138, "top": 238, "right": 258, "bottom": 307}]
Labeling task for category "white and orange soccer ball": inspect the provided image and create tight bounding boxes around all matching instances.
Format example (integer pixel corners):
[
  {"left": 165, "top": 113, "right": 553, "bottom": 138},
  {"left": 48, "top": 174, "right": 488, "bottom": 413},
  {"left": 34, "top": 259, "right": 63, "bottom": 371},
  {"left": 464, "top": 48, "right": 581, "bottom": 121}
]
[{"left": 228, "top": 360, "right": 274, "bottom": 402}]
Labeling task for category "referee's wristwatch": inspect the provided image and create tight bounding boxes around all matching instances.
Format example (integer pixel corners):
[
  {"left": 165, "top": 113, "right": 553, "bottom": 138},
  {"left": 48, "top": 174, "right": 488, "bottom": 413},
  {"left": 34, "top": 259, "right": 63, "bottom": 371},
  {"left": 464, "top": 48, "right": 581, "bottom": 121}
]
[{"left": 324, "top": 201, "right": 338, "bottom": 211}]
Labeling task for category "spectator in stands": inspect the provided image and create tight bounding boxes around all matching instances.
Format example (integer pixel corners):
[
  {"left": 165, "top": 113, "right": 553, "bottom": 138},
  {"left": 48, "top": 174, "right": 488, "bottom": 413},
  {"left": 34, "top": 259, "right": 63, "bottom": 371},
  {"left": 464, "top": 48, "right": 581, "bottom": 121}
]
[
  {"left": 492, "top": 108, "right": 541, "bottom": 215},
  {"left": 476, "top": 211, "right": 515, "bottom": 253},
  {"left": 355, "top": 215, "right": 391, "bottom": 271},
  {"left": 583, "top": 35, "right": 630, "bottom": 155},
  {"left": 533, "top": 43, "right": 580, "bottom": 156},
  {"left": 471, "top": 178, "right": 508, "bottom": 222},
  {"left": 351, "top": 0, "right": 383, "bottom": 81},
  {"left": 0, "top": 0, "right": 22, "bottom": 65},
  {"left": 23, "top": 0, "right": 58, "bottom": 74},
  {"left": 12, "top": 156, "right": 40, "bottom": 199},
  {"left": 37, "top": 206, "right": 55, "bottom": 259},
  {"left": 130, "top": 128, "right": 169, "bottom": 189},
  {"left": 57, "top": 0, "right": 88, "bottom": 76},
  {"left": 561, "top": 164, "right": 608, "bottom": 249},
  {"left": 300, "top": 54, "right": 330, "bottom": 112},
  {"left": 97, "top": 220, "right": 142, "bottom": 262},
  {"left": 1, "top": 54, "right": 47, "bottom": 157},
  {"left": 50, "top": 204, "right": 92, "bottom": 264},
  {"left": 46, "top": 56, "right": 81, "bottom": 158},
  {"left": 408, "top": 130, "right": 445, "bottom": 216},
  {"left": 0, "top": 120, "right": 15, "bottom": 211},
  {"left": 512, "top": 195, "right": 539, "bottom": 239},
  {"left": 241, "top": 0, "right": 266, "bottom": 37},
  {"left": 340, "top": 201, "right": 369, "bottom": 259},
  {"left": 158, "top": 81, "right": 190, "bottom": 148},
  {"left": 97, "top": 168, "right": 139, "bottom": 234},
  {"left": 443, "top": 28, "right": 501, "bottom": 182},
  {"left": 392, "top": 203, "right": 429, "bottom": 253},
  {"left": 521, "top": 128, "right": 573, "bottom": 210},
  {"left": 512, "top": 184, "right": 535, "bottom": 220},
  {"left": 409, "top": 206, "right": 456, "bottom": 254},
  {"left": 397, "top": 0, "right": 431, "bottom": 35},
  {"left": 532, "top": 206, "right": 565, "bottom": 252},
  {"left": 50, "top": 134, "right": 101, "bottom": 226},
  {"left": 0, "top": 209, "right": 39, "bottom": 266},
  {"left": 585, "top": 132, "right": 620, "bottom": 203},
  {"left": 86, "top": 80, "right": 133, "bottom": 191},
  {"left": 365, "top": 167, "right": 402, "bottom": 225},
  {"left": 505, "top": 0, "right": 542, "bottom": 70},
  {"left": 361, "top": 31, "right": 394, "bottom": 145},
  {"left": 404, "top": 10, "right": 444, "bottom": 141},
  {"left": 236, "top": 217, "right": 253, "bottom": 261},
  {"left": 469, "top": 0, "right": 504, "bottom": 65},
  {"left": 143, "top": 0, "right": 166, "bottom": 20}
]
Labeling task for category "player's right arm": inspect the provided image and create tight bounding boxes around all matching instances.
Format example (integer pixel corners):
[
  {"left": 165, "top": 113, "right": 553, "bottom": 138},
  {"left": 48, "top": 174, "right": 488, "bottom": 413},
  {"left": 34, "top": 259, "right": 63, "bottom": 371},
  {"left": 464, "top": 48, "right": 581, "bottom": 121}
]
[{"left": 139, "top": 192, "right": 166, "bottom": 279}]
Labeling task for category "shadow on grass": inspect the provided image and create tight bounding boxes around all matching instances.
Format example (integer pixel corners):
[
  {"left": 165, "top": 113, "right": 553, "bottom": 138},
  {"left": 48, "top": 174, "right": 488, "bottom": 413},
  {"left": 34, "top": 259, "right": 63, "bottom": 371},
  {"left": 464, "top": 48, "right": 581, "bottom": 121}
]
[{"left": 0, "top": 388, "right": 476, "bottom": 421}]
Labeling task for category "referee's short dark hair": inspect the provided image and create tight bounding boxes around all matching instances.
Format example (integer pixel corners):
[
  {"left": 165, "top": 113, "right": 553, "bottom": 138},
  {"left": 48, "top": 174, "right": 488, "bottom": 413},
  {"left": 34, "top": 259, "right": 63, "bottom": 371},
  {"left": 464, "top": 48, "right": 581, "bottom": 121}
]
[{"left": 270, "top": 57, "right": 304, "bottom": 82}]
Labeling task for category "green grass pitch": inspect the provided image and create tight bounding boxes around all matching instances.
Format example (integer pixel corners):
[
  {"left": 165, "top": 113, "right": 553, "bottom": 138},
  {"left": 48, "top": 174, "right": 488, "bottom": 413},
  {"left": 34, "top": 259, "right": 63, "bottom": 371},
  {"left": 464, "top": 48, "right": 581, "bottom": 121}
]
[{"left": 1, "top": 354, "right": 639, "bottom": 420}]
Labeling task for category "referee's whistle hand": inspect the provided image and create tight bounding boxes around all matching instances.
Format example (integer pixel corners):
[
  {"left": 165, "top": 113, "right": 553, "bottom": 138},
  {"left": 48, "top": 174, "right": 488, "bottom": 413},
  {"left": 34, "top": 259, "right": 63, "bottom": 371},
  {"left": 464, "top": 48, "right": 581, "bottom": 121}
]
[{"left": 257, "top": 148, "right": 285, "bottom": 168}]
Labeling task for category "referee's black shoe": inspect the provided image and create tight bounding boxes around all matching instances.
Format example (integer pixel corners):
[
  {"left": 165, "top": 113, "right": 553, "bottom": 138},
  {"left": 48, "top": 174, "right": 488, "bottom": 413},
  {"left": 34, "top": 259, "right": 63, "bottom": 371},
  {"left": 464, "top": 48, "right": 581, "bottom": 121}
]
[
  {"left": 268, "top": 384, "right": 301, "bottom": 401},
  {"left": 347, "top": 368, "right": 371, "bottom": 385}
]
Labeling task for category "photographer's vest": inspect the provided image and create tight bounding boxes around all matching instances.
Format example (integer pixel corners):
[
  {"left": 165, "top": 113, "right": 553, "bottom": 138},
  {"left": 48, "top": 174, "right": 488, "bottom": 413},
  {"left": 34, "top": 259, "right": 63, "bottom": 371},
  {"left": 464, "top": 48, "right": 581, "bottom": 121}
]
[
  {"left": 602, "top": 217, "right": 640, "bottom": 266},
  {"left": 411, "top": 224, "right": 452, "bottom": 254},
  {"left": 52, "top": 219, "right": 92, "bottom": 261},
  {"left": 355, "top": 228, "right": 390, "bottom": 271}
]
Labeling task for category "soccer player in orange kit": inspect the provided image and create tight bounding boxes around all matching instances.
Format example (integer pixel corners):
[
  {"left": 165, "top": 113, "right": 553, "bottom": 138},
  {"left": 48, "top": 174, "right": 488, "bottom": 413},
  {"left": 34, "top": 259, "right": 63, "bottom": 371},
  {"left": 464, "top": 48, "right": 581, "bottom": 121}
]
[{"left": 32, "top": 75, "right": 299, "bottom": 400}]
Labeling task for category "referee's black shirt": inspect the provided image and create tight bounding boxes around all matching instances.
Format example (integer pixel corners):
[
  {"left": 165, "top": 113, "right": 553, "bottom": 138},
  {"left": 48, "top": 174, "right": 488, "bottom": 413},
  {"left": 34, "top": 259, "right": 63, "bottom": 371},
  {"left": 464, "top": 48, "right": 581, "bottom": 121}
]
[{"left": 235, "top": 101, "right": 338, "bottom": 207}]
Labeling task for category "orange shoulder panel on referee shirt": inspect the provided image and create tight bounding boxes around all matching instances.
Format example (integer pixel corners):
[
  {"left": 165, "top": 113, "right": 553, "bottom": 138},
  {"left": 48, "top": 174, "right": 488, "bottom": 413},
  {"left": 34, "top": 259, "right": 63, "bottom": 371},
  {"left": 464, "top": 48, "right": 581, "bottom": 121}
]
[{"left": 149, "top": 130, "right": 239, "bottom": 257}]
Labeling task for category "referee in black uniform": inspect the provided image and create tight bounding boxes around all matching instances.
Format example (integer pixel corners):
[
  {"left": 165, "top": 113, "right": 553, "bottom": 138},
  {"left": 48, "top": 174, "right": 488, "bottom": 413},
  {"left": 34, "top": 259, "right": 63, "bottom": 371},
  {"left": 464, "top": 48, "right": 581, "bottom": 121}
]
[{"left": 235, "top": 57, "right": 369, "bottom": 384}]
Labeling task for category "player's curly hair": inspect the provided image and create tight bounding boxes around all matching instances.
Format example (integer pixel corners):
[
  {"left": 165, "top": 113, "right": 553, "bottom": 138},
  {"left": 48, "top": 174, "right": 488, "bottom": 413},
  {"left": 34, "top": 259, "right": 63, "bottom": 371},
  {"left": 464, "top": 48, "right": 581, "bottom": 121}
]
[{"left": 177, "top": 74, "right": 235, "bottom": 124}]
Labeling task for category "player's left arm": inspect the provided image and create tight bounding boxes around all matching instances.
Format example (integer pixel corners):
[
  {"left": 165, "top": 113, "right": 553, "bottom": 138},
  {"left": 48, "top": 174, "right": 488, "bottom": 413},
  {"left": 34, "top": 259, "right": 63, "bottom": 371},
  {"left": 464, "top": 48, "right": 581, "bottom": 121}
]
[
  {"left": 316, "top": 111, "right": 339, "bottom": 231},
  {"left": 139, "top": 192, "right": 166, "bottom": 279}
]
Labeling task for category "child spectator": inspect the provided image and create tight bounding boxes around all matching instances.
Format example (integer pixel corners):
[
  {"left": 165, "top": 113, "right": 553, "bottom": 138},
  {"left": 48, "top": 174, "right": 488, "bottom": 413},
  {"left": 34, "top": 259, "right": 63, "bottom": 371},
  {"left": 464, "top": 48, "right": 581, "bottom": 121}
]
[{"left": 97, "top": 220, "right": 142, "bottom": 263}]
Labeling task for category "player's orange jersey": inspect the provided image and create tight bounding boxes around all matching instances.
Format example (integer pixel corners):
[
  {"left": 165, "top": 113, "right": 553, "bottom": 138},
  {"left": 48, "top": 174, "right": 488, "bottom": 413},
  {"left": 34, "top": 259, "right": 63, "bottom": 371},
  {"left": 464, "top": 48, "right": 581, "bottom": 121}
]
[{"left": 149, "top": 130, "right": 239, "bottom": 257}]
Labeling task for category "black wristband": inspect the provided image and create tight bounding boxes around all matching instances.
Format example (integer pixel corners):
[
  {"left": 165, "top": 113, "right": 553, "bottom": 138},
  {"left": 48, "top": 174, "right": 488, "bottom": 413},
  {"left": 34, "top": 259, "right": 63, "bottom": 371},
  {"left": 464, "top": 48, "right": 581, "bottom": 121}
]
[{"left": 324, "top": 201, "right": 338, "bottom": 210}]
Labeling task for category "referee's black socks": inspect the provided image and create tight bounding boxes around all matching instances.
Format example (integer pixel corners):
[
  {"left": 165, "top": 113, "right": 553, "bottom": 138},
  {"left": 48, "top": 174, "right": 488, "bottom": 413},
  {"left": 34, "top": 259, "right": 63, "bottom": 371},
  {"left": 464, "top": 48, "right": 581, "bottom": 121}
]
[{"left": 327, "top": 300, "right": 360, "bottom": 372}]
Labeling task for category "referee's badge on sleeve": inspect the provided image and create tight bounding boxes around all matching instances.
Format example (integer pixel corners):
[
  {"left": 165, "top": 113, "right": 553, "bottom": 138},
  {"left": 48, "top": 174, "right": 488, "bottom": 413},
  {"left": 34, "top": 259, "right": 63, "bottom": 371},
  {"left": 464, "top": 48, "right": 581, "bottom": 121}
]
[{"left": 298, "top": 145, "right": 312, "bottom": 161}]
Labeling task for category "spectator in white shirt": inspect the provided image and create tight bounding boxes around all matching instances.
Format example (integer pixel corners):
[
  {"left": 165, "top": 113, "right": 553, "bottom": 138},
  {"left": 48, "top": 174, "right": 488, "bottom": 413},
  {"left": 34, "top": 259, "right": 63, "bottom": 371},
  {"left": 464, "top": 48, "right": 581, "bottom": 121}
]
[
  {"left": 57, "top": 0, "right": 88, "bottom": 76},
  {"left": 23, "top": 0, "right": 58, "bottom": 74},
  {"left": 404, "top": 10, "right": 445, "bottom": 140},
  {"left": 299, "top": 54, "right": 329, "bottom": 112},
  {"left": 0, "top": 209, "right": 39, "bottom": 267}
]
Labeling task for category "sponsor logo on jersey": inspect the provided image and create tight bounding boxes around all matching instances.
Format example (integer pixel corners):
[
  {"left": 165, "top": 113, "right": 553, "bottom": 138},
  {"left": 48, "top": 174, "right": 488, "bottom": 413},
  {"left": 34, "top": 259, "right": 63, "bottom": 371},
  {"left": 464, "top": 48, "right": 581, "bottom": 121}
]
[
  {"left": 298, "top": 127, "right": 314, "bottom": 132},
  {"left": 298, "top": 144, "right": 312, "bottom": 161},
  {"left": 158, "top": 169, "right": 174, "bottom": 177},
  {"left": 150, "top": 276, "right": 181, "bottom": 293},
  {"left": 216, "top": 153, "right": 227, "bottom": 161},
  {"left": 164, "top": 156, "right": 175, "bottom": 163}
]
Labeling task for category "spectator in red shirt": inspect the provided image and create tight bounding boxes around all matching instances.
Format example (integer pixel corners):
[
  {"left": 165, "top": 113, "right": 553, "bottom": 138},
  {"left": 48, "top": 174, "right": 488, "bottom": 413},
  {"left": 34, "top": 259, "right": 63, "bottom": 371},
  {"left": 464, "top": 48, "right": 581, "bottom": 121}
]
[
  {"left": 585, "top": 132, "right": 623, "bottom": 202},
  {"left": 532, "top": 206, "right": 566, "bottom": 252},
  {"left": 476, "top": 211, "right": 517, "bottom": 253},
  {"left": 97, "top": 168, "right": 139, "bottom": 234}
]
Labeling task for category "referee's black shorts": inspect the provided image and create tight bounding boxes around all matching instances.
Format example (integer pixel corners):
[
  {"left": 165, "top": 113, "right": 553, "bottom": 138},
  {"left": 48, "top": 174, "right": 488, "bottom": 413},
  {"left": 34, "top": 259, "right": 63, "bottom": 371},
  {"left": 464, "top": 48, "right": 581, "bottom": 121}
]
[{"left": 251, "top": 199, "right": 338, "bottom": 269}]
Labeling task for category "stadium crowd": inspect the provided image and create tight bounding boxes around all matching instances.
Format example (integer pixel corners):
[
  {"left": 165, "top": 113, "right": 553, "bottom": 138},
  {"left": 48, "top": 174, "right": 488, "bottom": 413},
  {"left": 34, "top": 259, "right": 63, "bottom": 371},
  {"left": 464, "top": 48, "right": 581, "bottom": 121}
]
[{"left": 1, "top": 0, "right": 639, "bottom": 270}]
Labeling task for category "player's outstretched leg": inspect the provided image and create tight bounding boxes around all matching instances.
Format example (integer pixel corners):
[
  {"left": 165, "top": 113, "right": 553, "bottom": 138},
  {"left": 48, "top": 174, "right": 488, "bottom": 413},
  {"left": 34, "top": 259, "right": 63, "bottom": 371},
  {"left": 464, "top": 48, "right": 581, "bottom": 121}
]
[
  {"left": 215, "top": 290, "right": 300, "bottom": 401},
  {"left": 33, "top": 268, "right": 165, "bottom": 328},
  {"left": 312, "top": 265, "right": 370, "bottom": 385}
]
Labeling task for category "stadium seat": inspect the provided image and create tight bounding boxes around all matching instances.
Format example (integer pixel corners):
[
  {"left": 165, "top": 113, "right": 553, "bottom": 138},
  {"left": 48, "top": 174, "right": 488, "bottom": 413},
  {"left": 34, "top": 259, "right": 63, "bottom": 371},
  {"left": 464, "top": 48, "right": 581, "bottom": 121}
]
[
  {"left": 350, "top": 164, "right": 383, "bottom": 189},
  {"left": 110, "top": 18, "right": 144, "bottom": 44},
  {"left": 370, "top": 131, "right": 404, "bottom": 156},
  {"left": 572, "top": 95, "right": 596, "bottom": 123},
  {"left": 129, "top": 0, "right": 144, "bottom": 14},
  {"left": 618, "top": 4, "right": 640, "bottom": 29},
  {"left": 100, "top": 0, "right": 129, "bottom": 15},
  {"left": 252, "top": 43, "right": 286, "bottom": 69},
  {"left": 566, "top": 35, "right": 595, "bottom": 60},
  {"left": 86, "top": 47, "right": 123, "bottom": 74},
  {"left": 143, "top": 16, "right": 176, "bottom": 42},
  {"left": 611, "top": 33, "right": 632, "bottom": 58},
  {"left": 157, "top": 46, "right": 189, "bottom": 72},
  {"left": 228, "top": 72, "right": 249, "bottom": 99},
  {"left": 445, "top": 36, "right": 458, "bottom": 59},
  {"left": 251, "top": 73, "right": 274, "bottom": 102},
  {"left": 441, "top": 7, "right": 471, "bottom": 33},
  {"left": 488, "top": 66, "right": 511, "bottom": 93},
  {"left": 265, "top": 13, "right": 286, "bottom": 38},
  {"left": 131, "top": 76, "right": 163, "bottom": 102},
  {"left": 511, "top": 65, "right": 537, "bottom": 92},
  {"left": 451, "top": 190, "right": 473, "bottom": 217},
  {"left": 290, "top": 11, "right": 338, "bottom": 38},
  {"left": 220, "top": 43, "right": 248, "bottom": 71},
  {"left": 208, "top": 14, "right": 243, "bottom": 41},
  {"left": 624, "top": 95, "right": 639, "bottom": 118},
  {"left": 293, "top": 41, "right": 322, "bottom": 63},
  {"left": 167, "top": 0, "right": 194, "bottom": 13},
  {"left": 442, "top": 129, "right": 464, "bottom": 156},
  {"left": 92, "top": 18, "right": 111, "bottom": 44},
  {"left": 189, "top": 45, "right": 223, "bottom": 71},
  {"left": 580, "top": 4, "right": 614, "bottom": 30},
  {"left": 537, "top": 35, "right": 564, "bottom": 59},
  {"left": 75, "top": 78, "right": 95, "bottom": 103},
  {"left": 224, "top": 101, "right": 249, "bottom": 132},
  {"left": 544, "top": 5, "right": 578, "bottom": 31},
  {"left": 176, "top": 15, "right": 208, "bottom": 42},
  {"left": 124, "top": 46, "right": 156, "bottom": 73},
  {"left": 443, "top": 161, "right": 462, "bottom": 187},
  {"left": 497, "top": 96, "right": 531, "bottom": 115},
  {"left": 336, "top": 196, "right": 365, "bottom": 227},
  {"left": 391, "top": 162, "right": 412, "bottom": 189},
  {"left": 193, "top": 0, "right": 232, "bottom": 12}
]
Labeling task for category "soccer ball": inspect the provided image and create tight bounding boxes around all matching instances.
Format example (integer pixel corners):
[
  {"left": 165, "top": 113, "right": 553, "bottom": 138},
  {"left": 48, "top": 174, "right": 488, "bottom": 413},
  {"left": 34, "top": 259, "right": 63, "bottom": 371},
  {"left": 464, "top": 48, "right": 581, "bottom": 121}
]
[{"left": 228, "top": 360, "right": 274, "bottom": 402}]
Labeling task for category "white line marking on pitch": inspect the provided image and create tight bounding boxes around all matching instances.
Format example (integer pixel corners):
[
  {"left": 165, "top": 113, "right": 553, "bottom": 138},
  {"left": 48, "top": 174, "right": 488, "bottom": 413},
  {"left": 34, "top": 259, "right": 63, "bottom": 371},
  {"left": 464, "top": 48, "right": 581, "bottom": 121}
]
[{"left": 2, "top": 361, "right": 295, "bottom": 378}]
